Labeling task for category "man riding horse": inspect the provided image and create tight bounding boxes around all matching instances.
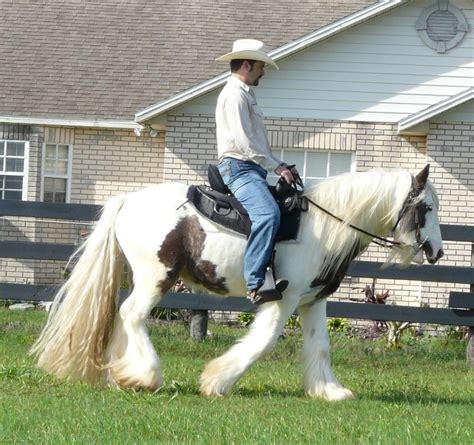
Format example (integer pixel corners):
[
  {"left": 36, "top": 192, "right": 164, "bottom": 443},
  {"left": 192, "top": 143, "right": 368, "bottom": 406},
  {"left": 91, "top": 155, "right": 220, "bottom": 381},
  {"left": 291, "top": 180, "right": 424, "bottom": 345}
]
[{"left": 215, "top": 39, "right": 300, "bottom": 305}]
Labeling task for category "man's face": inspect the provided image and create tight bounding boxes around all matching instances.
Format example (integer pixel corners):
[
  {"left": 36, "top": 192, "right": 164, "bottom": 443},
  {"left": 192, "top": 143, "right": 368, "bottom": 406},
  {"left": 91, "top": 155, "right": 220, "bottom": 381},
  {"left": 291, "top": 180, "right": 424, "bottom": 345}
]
[{"left": 246, "top": 61, "right": 265, "bottom": 86}]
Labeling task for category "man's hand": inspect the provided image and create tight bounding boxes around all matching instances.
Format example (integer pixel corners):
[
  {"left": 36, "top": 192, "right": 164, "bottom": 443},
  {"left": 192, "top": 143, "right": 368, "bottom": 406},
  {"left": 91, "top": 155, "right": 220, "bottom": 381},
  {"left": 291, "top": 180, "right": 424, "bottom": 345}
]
[
  {"left": 289, "top": 165, "right": 303, "bottom": 187},
  {"left": 274, "top": 164, "right": 294, "bottom": 184}
]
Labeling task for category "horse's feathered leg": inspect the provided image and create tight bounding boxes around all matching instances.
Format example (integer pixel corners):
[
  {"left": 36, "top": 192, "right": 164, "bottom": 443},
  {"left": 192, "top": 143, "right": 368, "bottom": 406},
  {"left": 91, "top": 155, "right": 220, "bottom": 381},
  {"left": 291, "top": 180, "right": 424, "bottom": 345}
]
[
  {"left": 200, "top": 298, "right": 296, "bottom": 396},
  {"left": 103, "top": 184, "right": 190, "bottom": 391},
  {"left": 298, "top": 298, "right": 354, "bottom": 400},
  {"left": 105, "top": 239, "right": 174, "bottom": 391},
  {"left": 105, "top": 274, "right": 165, "bottom": 391}
]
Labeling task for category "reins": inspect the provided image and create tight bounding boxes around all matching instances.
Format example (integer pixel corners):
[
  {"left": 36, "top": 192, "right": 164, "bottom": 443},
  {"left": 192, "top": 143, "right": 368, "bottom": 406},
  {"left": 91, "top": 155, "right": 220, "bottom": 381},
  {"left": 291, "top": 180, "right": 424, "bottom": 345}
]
[
  {"left": 302, "top": 175, "right": 427, "bottom": 252},
  {"left": 303, "top": 196, "right": 401, "bottom": 249}
]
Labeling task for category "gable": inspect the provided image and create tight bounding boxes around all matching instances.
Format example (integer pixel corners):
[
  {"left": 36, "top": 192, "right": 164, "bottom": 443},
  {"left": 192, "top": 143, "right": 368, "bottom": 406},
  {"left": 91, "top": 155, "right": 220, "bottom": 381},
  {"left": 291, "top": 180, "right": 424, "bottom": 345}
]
[{"left": 164, "top": 0, "right": 473, "bottom": 124}]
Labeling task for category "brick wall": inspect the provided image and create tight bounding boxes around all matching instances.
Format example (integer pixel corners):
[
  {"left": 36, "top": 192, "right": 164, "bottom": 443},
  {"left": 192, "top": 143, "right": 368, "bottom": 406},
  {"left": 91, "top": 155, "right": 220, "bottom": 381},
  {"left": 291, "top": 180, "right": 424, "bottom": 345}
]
[
  {"left": 1, "top": 117, "right": 471, "bottom": 312},
  {"left": 423, "top": 121, "right": 474, "bottom": 307},
  {"left": 163, "top": 113, "right": 471, "bottom": 312},
  {"left": 1, "top": 125, "right": 166, "bottom": 287},
  {"left": 72, "top": 128, "right": 165, "bottom": 203},
  {"left": 164, "top": 115, "right": 218, "bottom": 183},
  {"left": 1, "top": 124, "right": 37, "bottom": 284}
]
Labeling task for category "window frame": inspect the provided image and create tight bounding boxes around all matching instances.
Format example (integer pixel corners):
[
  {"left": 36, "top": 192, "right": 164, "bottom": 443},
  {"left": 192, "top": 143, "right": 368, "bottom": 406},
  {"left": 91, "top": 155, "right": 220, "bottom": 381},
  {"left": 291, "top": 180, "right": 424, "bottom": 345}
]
[
  {"left": 41, "top": 142, "right": 73, "bottom": 203},
  {"left": 269, "top": 148, "right": 355, "bottom": 186},
  {"left": 0, "top": 139, "right": 30, "bottom": 200}
]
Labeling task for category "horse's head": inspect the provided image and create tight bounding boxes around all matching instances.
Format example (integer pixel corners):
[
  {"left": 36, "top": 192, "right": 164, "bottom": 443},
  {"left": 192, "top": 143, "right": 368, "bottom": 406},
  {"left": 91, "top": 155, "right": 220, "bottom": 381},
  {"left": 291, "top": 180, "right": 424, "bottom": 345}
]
[{"left": 392, "top": 165, "right": 444, "bottom": 265}]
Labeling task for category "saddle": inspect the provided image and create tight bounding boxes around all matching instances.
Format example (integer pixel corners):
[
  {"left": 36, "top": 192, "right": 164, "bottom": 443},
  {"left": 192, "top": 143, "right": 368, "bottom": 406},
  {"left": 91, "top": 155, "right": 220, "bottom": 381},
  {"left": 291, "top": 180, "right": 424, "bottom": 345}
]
[{"left": 186, "top": 164, "right": 308, "bottom": 241}]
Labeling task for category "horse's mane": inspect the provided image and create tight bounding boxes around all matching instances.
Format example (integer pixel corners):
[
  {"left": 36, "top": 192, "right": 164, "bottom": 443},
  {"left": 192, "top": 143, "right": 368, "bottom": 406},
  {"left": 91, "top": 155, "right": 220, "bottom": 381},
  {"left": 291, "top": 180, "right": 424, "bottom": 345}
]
[{"left": 302, "top": 169, "right": 416, "bottom": 274}]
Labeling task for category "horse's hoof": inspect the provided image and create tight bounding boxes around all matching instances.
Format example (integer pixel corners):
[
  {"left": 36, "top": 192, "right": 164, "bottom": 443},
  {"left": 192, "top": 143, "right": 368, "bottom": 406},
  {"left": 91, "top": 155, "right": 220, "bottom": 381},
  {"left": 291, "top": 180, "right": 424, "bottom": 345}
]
[
  {"left": 306, "top": 384, "right": 354, "bottom": 401},
  {"left": 200, "top": 386, "right": 225, "bottom": 397}
]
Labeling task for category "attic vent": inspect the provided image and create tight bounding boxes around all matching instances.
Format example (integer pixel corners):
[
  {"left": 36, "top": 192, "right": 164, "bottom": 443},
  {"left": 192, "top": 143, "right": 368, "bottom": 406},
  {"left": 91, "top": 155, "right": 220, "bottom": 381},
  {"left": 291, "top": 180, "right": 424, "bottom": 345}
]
[
  {"left": 416, "top": 0, "right": 468, "bottom": 54},
  {"left": 427, "top": 10, "right": 458, "bottom": 41}
]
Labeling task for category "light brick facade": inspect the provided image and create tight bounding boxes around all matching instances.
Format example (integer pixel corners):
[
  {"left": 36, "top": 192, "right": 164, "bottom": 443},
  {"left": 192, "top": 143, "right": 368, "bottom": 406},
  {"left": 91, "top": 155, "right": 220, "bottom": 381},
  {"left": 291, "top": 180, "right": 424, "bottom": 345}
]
[
  {"left": 1, "top": 116, "right": 472, "bottom": 314},
  {"left": 162, "top": 113, "right": 472, "bottom": 311},
  {"left": 1, "top": 125, "right": 165, "bottom": 286}
]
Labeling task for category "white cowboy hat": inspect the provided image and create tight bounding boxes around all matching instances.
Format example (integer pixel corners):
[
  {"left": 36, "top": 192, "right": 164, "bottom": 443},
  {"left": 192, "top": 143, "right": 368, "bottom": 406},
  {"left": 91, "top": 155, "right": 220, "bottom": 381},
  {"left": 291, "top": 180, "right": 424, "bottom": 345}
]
[{"left": 216, "top": 39, "right": 279, "bottom": 70}]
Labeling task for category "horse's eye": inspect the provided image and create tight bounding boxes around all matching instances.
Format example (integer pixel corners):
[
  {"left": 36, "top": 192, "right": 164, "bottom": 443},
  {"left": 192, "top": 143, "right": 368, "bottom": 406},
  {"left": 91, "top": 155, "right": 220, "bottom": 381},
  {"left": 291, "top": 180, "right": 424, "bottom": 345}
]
[{"left": 426, "top": 205, "right": 433, "bottom": 212}]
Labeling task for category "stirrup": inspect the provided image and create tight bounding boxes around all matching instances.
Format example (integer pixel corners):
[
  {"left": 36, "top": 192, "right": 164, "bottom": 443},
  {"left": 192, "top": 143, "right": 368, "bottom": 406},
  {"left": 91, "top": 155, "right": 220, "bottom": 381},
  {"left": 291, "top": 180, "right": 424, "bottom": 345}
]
[{"left": 247, "top": 266, "right": 289, "bottom": 305}]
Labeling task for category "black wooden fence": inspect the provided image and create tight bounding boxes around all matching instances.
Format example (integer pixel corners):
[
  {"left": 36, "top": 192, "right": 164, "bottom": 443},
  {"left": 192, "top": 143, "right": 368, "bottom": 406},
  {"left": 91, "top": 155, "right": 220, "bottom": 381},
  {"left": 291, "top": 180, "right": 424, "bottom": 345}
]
[{"left": 1, "top": 199, "right": 473, "bottom": 361}]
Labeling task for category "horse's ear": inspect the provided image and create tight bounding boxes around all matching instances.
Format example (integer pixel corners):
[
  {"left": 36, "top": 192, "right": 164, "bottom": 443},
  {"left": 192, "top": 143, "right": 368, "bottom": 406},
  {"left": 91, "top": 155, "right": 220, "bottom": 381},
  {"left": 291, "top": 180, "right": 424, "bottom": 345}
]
[{"left": 415, "top": 164, "right": 430, "bottom": 189}]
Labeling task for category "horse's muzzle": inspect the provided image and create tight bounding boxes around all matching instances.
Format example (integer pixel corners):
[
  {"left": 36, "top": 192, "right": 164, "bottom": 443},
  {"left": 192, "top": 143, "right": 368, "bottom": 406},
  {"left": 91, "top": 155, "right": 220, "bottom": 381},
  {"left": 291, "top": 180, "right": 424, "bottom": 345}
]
[{"left": 423, "top": 241, "right": 444, "bottom": 264}]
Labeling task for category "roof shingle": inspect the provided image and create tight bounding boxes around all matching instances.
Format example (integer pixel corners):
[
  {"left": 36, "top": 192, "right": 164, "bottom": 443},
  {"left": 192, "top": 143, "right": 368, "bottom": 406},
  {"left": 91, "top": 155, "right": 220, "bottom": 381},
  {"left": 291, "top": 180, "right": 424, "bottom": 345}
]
[{"left": 0, "top": 0, "right": 375, "bottom": 121}]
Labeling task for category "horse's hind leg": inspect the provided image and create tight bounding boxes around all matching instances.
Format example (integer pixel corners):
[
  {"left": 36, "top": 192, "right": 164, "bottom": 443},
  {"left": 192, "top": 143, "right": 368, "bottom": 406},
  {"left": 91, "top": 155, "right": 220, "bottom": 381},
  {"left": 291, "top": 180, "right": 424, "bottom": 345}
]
[
  {"left": 105, "top": 270, "right": 168, "bottom": 391},
  {"left": 200, "top": 299, "right": 295, "bottom": 396},
  {"left": 298, "top": 298, "right": 354, "bottom": 401}
]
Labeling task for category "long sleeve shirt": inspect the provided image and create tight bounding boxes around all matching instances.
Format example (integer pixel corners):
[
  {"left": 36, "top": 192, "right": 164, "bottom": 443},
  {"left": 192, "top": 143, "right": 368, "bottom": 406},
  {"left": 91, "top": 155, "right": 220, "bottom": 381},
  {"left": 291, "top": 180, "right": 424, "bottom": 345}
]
[{"left": 215, "top": 75, "right": 283, "bottom": 171}]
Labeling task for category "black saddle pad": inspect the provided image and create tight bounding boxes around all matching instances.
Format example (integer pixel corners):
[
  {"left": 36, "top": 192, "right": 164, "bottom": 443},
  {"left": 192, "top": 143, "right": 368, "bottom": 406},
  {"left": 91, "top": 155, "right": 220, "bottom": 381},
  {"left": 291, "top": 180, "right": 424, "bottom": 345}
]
[{"left": 186, "top": 185, "right": 305, "bottom": 241}]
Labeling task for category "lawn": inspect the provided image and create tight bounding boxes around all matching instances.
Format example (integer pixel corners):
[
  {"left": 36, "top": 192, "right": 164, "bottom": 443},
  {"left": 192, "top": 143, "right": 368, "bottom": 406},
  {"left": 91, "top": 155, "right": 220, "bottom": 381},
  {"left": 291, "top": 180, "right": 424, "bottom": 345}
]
[{"left": 1, "top": 308, "right": 473, "bottom": 444}]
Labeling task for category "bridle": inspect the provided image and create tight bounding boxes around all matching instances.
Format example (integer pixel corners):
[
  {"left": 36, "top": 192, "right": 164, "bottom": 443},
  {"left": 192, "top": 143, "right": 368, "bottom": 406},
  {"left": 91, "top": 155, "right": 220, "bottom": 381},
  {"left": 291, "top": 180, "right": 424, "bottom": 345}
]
[
  {"left": 303, "top": 175, "right": 432, "bottom": 253},
  {"left": 389, "top": 177, "right": 432, "bottom": 252}
]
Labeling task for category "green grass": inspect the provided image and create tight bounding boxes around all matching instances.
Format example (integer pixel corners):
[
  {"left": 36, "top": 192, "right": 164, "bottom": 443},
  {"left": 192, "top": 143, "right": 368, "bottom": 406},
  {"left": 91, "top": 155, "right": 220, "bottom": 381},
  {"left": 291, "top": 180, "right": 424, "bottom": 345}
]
[{"left": 0, "top": 308, "right": 473, "bottom": 444}]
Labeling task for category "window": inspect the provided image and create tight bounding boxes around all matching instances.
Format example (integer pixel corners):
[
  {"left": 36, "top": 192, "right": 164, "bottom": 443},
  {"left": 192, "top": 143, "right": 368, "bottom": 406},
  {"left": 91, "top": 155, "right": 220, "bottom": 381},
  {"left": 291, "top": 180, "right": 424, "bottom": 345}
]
[
  {"left": 42, "top": 143, "right": 72, "bottom": 203},
  {"left": 0, "top": 140, "right": 28, "bottom": 200},
  {"left": 268, "top": 149, "right": 354, "bottom": 187}
]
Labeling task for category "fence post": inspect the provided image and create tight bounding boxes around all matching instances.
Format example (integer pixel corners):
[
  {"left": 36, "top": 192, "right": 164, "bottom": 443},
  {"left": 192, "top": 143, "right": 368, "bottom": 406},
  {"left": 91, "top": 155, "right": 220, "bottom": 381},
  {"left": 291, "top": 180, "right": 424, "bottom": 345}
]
[
  {"left": 468, "top": 327, "right": 474, "bottom": 367},
  {"left": 190, "top": 310, "right": 208, "bottom": 341}
]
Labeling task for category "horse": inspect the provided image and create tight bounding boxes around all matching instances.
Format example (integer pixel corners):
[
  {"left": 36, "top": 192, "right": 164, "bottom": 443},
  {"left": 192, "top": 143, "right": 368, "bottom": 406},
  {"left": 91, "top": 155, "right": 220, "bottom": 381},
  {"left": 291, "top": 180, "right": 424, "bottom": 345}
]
[{"left": 30, "top": 165, "right": 444, "bottom": 400}]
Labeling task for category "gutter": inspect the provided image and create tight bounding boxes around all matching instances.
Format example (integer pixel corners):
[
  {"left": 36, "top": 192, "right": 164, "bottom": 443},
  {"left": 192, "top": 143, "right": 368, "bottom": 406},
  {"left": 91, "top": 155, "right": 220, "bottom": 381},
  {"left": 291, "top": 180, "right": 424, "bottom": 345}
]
[
  {"left": 397, "top": 87, "right": 474, "bottom": 134},
  {"left": 0, "top": 116, "right": 137, "bottom": 129}
]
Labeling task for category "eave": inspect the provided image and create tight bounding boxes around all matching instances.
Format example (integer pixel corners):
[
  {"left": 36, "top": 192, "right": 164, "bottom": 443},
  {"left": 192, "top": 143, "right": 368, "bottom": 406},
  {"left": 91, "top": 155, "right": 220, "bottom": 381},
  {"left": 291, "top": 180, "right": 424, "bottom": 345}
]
[
  {"left": 0, "top": 116, "right": 138, "bottom": 129},
  {"left": 398, "top": 88, "right": 474, "bottom": 135}
]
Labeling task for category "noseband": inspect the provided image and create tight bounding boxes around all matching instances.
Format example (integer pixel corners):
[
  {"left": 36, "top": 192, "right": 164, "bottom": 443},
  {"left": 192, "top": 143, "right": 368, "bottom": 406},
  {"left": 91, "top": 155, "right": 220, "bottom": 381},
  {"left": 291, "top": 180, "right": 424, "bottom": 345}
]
[{"left": 305, "top": 175, "right": 432, "bottom": 252}]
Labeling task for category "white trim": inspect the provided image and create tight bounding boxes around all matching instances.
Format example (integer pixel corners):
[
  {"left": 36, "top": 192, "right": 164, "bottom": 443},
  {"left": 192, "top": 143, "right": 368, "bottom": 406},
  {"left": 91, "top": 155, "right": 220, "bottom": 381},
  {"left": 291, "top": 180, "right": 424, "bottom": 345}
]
[
  {"left": 135, "top": 72, "right": 230, "bottom": 123},
  {"left": 268, "top": 148, "right": 354, "bottom": 185},
  {"left": 41, "top": 142, "right": 73, "bottom": 203},
  {"left": 23, "top": 141, "right": 29, "bottom": 201},
  {"left": 0, "top": 116, "right": 137, "bottom": 129},
  {"left": 67, "top": 144, "right": 73, "bottom": 203},
  {"left": 40, "top": 145, "right": 45, "bottom": 203},
  {"left": 0, "top": 139, "right": 29, "bottom": 200},
  {"left": 135, "top": 0, "right": 406, "bottom": 123},
  {"left": 398, "top": 87, "right": 474, "bottom": 134}
]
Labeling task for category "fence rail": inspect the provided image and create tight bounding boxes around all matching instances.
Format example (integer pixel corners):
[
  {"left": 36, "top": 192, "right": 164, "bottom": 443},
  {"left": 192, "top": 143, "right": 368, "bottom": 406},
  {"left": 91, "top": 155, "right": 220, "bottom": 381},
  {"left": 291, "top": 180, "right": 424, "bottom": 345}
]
[{"left": 1, "top": 199, "right": 473, "bottom": 329}]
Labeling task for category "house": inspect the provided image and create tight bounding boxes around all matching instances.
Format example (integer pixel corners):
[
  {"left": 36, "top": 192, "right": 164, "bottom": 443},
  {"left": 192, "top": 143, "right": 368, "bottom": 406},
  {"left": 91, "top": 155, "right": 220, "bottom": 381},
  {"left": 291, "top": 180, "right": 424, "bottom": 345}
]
[{"left": 1, "top": 0, "right": 472, "bottom": 308}]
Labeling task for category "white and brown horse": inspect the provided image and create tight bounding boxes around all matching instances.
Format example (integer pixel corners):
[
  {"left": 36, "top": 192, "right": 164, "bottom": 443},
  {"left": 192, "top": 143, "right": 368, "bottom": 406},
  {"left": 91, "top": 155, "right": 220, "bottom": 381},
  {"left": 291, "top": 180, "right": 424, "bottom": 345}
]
[{"left": 30, "top": 166, "right": 443, "bottom": 400}]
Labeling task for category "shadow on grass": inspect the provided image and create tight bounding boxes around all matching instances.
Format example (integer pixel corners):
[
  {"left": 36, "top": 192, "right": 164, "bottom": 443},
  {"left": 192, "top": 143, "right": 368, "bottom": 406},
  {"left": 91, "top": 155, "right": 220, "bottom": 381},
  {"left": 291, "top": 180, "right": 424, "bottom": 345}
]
[
  {"left": 143, "top": 384, "right": 305, "bottom": 399},
  {"left": 359, "top": 390, "right": 474, "bottom": 406},
  {"left": 151, "top": 383, "right": 472, "bottom": 405},
  {"left": 233, "top": 387, "right": 306, "bottom": 398}
]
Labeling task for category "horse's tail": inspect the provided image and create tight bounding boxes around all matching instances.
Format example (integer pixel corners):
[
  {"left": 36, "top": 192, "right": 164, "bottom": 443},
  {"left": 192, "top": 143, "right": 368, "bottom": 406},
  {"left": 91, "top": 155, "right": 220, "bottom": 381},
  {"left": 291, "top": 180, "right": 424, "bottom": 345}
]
[{"left": 29, "top": 193, "right": 127, "bottom": 385}]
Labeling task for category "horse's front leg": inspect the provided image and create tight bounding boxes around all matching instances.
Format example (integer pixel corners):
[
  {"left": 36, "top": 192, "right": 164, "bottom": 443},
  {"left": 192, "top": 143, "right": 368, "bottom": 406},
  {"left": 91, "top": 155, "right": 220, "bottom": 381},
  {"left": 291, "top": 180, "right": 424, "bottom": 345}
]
[
  {"left": 200, "top": 298, "right": 296, "bottom": 396},
  {"left": 298, "top": 298, "right": 354, "bottom": 401}
]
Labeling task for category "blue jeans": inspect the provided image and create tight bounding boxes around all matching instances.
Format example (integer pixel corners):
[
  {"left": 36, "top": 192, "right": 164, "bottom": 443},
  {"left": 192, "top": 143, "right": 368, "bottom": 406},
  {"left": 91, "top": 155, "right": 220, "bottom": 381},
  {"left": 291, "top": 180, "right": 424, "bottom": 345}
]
[{"left": 217, "top": 158, "right": 280, "bottom": 291}]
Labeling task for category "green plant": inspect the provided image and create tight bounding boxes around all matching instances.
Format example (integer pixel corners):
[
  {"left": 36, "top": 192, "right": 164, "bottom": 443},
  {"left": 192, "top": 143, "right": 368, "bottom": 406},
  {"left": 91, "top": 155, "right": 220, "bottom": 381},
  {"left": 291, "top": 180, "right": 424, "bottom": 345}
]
[
  {"left": 285, "top": 314, "right": 301, "bottom": 330},
  {"left": 0, "top": 299, "right": 12, "bottom": 308},
  {"left": 358, "top": 282, "right": 416, "bottom": 346},
  {"left": 444, "top": 326, "right": 469, "bottom": 340},
  {"left": 237, "top": 312, "right": 255, "bottom": 327},
  {"left": 150, "top": 307, "right": 183, "bottom": 321},
  {"left": 327, "top": 317, "right": 347, "bottom": 332}
]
